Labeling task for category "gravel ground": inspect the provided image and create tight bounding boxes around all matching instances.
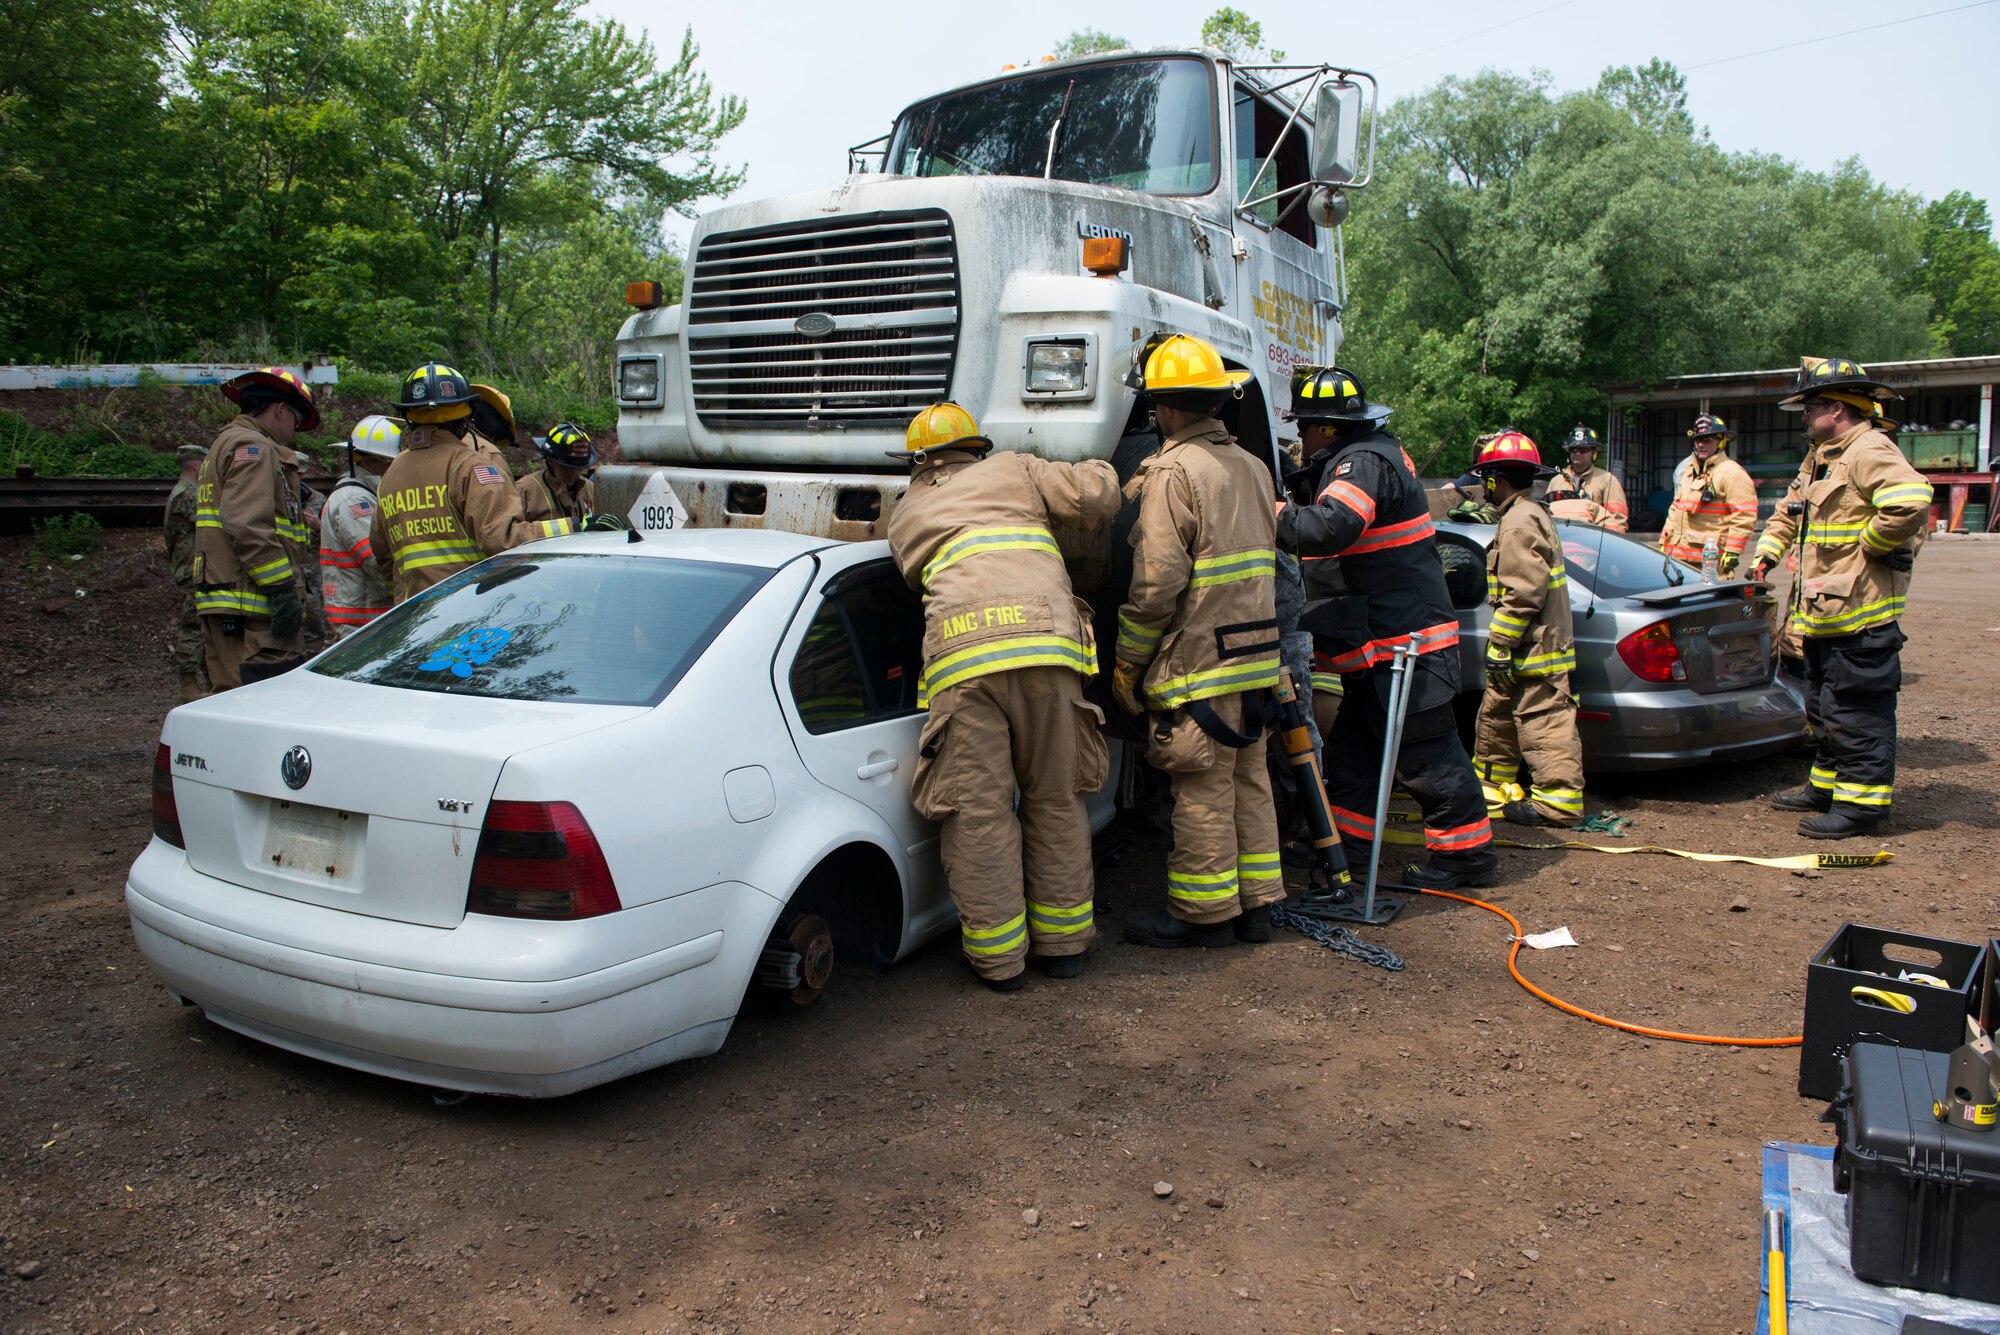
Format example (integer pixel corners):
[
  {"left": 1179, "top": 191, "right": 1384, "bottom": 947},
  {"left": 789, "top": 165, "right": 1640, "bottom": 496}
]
[{"left": 2, "top": 529, "right": 1995, "bottom": 1334}]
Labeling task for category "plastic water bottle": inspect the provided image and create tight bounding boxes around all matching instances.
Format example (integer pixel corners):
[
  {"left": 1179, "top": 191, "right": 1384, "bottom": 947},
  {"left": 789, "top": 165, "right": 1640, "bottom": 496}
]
[{"left": 1701, "top": 538, "right": 1719, "bottom": 583}]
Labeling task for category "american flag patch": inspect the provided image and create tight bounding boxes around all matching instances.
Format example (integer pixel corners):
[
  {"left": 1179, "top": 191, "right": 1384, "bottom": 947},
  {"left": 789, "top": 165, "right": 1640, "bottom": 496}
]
[
  {"left": 349, "top": 500, "right": 373, "bottom": 519},
  {"left": 473, "top": 463, "right": 505, "bottom": 486},
  {"left": 233, "top": 445, "right": 262, "bottom": 461}
]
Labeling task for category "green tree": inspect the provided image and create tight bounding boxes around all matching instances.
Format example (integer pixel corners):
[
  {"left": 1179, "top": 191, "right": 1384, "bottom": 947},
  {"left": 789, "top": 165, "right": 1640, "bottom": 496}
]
[
  {"left": 1201, "top": 7, "right": 1284, "bottom": 62},
  {"left": 1911, "top": 191, "right": 2000, "bottom": 355},
  {"left": 1052, "top": 27, "right": 1129, "bottom": 59}
]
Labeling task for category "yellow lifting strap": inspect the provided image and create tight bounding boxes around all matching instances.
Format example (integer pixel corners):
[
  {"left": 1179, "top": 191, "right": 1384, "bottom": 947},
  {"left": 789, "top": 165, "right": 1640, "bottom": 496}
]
[{"left": 1377, "top": 821, "right": 1892, "bottom": 870}]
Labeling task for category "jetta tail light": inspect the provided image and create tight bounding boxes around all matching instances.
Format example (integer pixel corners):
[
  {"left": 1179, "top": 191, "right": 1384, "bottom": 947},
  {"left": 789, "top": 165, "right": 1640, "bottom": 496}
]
[
  {"left": 1617, "top": 622, "right": 1687, "bottom": 683},
  {"left": 467, "top": 801, "right": 622, "bottom": 920},
  {"left": 152, "top": 744, "right": 184, "bottom": 849}
]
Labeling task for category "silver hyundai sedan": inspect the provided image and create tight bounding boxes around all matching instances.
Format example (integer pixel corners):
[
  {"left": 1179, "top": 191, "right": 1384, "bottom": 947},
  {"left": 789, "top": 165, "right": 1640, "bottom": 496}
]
[{"left": 1435, "top": 520, "right": 1806, "bottom": 772}]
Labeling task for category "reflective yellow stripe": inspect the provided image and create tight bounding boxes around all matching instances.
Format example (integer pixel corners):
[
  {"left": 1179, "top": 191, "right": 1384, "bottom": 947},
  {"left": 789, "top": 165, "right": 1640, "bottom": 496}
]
[
  {"left": 1237, "top": 851, "right": 1282, "bottom": 882},
  {"left": 1870, "top": 483, "right": 1933, "bottom": 508},
  {"left": 1026, "top": 900, "right": 1093, "bottom": 935},
  {"left": 1167, "top": 869, "right": 1239, "bottom": 903},
  {"left": 1310, "top": 670, "right": 1343, "bottom": 695},
  {"left": 246, "top": 556, "right": 293, "bottom": 584},
  {"left": 532, "top": 519, "right": 575, "bottom": 539},
  {"left": 1858, "top": 523, "right": 1901, "bottom": 554},
  {"left": 962, "top": 912, "right": 1027, "bottom": 956},
  {"left": 921, "top": 526, "right": 1059, "bottom": 592},
  {"left": 195, "top": 506, "right": 223, "bottom": 530},
  {"left": 798, "top": 695, "right": 867, "bottom": 724},
  {"left": 193, "top": 588, "right": 273, "bottom": 615},
  {"left": 1116, "top": 612, "right": 1163, "bottom": 657},
  {"left": 1188, "top": 548, "right": 1276, "bottom": 589},
  {"left": 1475, "top": 758, "right": 1520, "bottom": 784},
  {"left": 917, "top": 635, "right": 1097, "bottom": 707},
  {"left": 1754, "top": 534, "right": 1787, "bottom": 562},
  {"left": 274, "top": 516, "right": 311, "bottom": 543},
  {"left": 1797, "top": 594, "right": 1903, "bottom": 636},
  {"left": 1833, "top": 782, "right": 1891, "bottom": 807},
  {"left": 1810, "top": 766, "right": 1836, "bottom": 790},
  {"left": 1141, "top": 657, "right": 1282, "bottom": 710},
  {"left": 1513, "top": 647, "right": 1576, "bottom": 675},
  {"left": 1548, "top": 564, "right": 1568, "bottom": 589},
  {"left": 1532, "top": 787, "right": 1585, "bottom": 814}
]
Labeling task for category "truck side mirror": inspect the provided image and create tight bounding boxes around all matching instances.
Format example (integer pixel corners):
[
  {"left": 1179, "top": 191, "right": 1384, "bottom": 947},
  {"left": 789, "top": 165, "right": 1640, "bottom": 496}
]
[{"left": 1310, "top": 80, "right": 1364, "bottom": 186}]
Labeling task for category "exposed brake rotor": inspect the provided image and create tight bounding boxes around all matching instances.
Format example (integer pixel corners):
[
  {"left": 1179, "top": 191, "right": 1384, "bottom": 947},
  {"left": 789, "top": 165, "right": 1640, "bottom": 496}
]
[{"left": 786, "top": 914, "right": 835, "bottom": 1005}]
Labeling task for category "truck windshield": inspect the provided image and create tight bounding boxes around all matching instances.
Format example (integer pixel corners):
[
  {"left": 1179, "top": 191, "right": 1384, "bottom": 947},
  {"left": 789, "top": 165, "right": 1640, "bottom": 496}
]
[{"left": 886, "top": 57, "right": 1215, "bottom": 195}]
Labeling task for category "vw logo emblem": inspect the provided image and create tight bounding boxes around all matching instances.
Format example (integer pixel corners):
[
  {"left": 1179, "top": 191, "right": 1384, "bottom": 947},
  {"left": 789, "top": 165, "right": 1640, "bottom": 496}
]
[
  {"left": 280, "top": 745, "right": 312, "bottom": 790},
  {"left": 793, "top": 312, "right": 836, "bottom": 339}
]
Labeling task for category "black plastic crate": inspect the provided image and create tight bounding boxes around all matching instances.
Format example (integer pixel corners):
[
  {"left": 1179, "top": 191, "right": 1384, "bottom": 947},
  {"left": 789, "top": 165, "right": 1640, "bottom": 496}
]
[
  {"left": 1829, "top": 1043, "right": 2000, "bottom": 1302},
  {"left": 1799, "top": 924, "right": 1985, "bottom": 1101}
]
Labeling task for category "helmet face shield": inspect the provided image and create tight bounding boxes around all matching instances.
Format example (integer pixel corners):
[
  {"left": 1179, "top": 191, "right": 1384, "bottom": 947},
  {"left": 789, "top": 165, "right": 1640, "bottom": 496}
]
[{"left": 223, "top": 367, "right": 320, "bottom": 432}]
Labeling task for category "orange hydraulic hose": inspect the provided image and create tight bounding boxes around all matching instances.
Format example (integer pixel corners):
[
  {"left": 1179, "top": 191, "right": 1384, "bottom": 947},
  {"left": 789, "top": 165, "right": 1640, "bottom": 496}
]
[{"left": 1415, "top": 887, "right": 1804, "bottom": 1047}]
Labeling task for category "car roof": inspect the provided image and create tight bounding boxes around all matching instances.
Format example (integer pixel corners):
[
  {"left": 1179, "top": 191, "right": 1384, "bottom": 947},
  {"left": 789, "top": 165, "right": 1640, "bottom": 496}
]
[{"left": 529, "top": 527, "right": 842, "bottom": 570}]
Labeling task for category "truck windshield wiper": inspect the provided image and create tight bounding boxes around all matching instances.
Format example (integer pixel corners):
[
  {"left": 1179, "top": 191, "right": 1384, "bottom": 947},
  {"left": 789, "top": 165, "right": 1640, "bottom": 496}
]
[{"left": 1043, "top": 79, "right": 1076, "bottom": 179}]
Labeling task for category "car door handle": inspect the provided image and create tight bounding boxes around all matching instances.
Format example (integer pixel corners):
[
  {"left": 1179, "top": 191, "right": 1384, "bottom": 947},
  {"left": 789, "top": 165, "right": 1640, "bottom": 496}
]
[{"left": 856, "top": 758, "right": 899, "bottom": 780}]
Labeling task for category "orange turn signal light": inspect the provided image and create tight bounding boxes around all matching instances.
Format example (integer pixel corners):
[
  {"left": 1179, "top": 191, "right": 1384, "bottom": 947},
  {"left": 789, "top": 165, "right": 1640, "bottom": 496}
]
[
  {"left": 625, "top": 280, "right": 663, "bottom": 309},
  {"left": 1082, "top": 236, "right": 1129, "bottom": 276}
]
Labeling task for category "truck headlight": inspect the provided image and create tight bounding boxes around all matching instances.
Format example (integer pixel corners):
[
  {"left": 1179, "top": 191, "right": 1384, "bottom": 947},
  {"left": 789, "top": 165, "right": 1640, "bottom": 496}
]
[
  {"left": 618, "top": 355, "right": 662, "bottom": 405},
  {"left": 1022, "top": 335, "right": 1095, "bottom": 400}
]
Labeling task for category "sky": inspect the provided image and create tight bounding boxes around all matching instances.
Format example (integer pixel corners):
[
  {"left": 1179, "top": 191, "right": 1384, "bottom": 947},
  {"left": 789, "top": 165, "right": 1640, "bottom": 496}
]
[{"left": 585, "top": 0, "right": 2000, "bottom": 253}]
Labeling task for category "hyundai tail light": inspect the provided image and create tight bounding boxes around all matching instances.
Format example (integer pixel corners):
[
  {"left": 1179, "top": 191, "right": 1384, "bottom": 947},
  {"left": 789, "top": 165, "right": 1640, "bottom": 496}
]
[
  {"left": 1616, "top": 622, "right": 1687, "bottom": 683},
  {"left": 152, "top": 744, "right": 184, "bottom": 849},
  {"left": 467, "top": 801, "right": 622, "bottom": 920}
]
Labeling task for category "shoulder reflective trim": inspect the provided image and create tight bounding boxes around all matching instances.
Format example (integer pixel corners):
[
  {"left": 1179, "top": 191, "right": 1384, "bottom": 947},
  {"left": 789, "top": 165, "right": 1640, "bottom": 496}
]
[
  {"left": 1188, "top": 548, "right": 1276, "bottom": 589},
  {"left": 1141, "top": 657, "right": 1282, "bottom": 709},
  {"left": 1116, "top": 612, "right": 1164, "bottom": 656},
  {"left": 1797, "top": 595, "right": 1904, "bottom": 636},
  {"left": 246, "top": 557, "right": 294, "bottom": 584},
  {"left": 1026, "top": 899, "right": 1094, "bottom": 934},
  {"left": 917, "top": 635, "right": 1097, "bottom": 706},
  {"left": 921, "top": 526, "right": 1060, "bottom": 592},
  {"left": 1317, "top": 478, "right": 1376, "bottom": 524},
  {"left": 1342, "top": 513, "right": 1434, "bottom": 556},
  {"left": 193, "top": 588, "right": 273, "bottom": 615},
  {"left": 962, "top": 912, "right": 1027, "bottom": 956},
  {"left": 1167, "top": 869, "right": 1240, "bottom": 903}
]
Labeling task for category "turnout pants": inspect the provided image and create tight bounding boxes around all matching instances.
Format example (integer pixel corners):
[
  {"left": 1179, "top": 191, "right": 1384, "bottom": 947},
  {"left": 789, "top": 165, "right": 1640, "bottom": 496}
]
[
  {"left": 199, "top": 614, "right": 304, "bottom": 692},
  {"left": 1324, "top": 661, "right": 1495, "bottom": 873},
  {"left": 1474, "top": 674, "right": 1585, "bottom": 825},
  {"left": 1803, "top": 623, "right": 1903, "bottom": 819},
  {"left": 912, "top": 665, "right": 1105, "bottom": 981},
  {"left": 1164, "top": 691, "right": 1284, "bottom": 925}
]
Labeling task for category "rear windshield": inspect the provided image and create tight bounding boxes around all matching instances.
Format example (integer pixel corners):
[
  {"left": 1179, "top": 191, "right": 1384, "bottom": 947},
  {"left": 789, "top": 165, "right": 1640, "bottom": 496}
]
[
  {"left": 1556, "top": 524, "right": 1694, "bottom": 598},
  {"left": 312, "top": 553, "right": 770, "bottom": 706}
]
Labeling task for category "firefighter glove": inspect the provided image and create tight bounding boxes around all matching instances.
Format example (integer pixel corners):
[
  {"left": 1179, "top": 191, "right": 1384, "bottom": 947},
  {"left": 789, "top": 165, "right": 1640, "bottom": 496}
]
[
  {"left": 1877, "top": 547, "right": 1914, "bottom": 573},
  {"left": 1111, "top": 659, "right": 1146, "bottom": 716},
  {"left": 1484, "top": 647, "right": 1516, "bottom": 691},
  {"left": 582, "top": 512, "right": 630, "bottom": 532},
  {"left": 1718, "top": 550, "right": 1740, "bottom": 577},
  {"left": 267, "top": 579, "right": 304, "bottom": 641}
]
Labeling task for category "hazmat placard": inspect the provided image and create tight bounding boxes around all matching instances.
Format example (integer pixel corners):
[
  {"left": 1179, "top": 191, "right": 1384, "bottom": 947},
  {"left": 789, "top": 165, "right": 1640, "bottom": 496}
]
[{"left": 627, "top": 472, "right": 688, "bottom": 534}]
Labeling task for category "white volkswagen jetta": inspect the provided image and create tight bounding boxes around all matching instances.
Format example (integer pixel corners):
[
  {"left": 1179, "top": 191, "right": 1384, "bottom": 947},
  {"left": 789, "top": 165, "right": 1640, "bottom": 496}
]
[{"left": 130, "top": 529, "right": 1113, "bottom": 1096}]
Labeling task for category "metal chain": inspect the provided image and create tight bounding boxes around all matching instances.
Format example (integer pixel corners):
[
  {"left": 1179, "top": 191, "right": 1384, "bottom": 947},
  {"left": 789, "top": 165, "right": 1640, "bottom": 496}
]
[{"left": 1269, "top": 904, "right": 1406, "bottom": 972}]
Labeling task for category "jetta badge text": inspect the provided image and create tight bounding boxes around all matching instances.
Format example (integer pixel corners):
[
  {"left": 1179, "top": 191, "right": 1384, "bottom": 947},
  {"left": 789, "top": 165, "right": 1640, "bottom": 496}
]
[
  {"left": 280, "top": 745, "right": 312, "bottom": 791},
  {"left": 793, "top": 312, "right": 836, "bottom": 338}
]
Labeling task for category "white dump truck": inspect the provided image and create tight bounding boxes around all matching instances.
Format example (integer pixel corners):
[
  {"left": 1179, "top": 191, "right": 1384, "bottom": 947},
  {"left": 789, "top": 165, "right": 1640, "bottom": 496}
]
[{"left": 598, "top": 46, "right": 1377, "bottom": 536}]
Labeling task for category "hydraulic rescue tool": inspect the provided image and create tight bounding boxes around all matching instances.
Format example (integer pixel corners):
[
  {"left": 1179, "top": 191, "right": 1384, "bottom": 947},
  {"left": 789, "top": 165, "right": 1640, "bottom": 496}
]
[{"left": 1271, "top": 667, "right": 1353, "bottom": 904}]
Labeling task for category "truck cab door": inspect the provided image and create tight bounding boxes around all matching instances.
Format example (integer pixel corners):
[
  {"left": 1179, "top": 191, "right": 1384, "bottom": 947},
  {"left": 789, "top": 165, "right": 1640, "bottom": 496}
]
[{"left": 1230, "top": 81, "right": 1339, "bottom": 383}]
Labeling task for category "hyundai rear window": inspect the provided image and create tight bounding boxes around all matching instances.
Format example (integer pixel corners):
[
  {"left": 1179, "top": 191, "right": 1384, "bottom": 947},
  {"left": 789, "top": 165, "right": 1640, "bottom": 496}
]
[
  {"left": 312, "top": 553, "right": 770, "bottom": 706},
  {"left": 1556, "top": 527, "right": 1695, "bottom": 598}
]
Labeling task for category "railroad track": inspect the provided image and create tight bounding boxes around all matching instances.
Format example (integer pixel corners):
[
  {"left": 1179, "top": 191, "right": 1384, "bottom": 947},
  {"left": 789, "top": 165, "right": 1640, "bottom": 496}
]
[{"left": 0, "top": 472, "right": 340, "bottom": 535}]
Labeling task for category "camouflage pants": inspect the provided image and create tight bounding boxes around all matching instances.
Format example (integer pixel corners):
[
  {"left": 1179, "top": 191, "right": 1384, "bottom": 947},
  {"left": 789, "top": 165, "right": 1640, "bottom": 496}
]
[{"left": 173, "top": 592, "right": 203, "bottom": 676}]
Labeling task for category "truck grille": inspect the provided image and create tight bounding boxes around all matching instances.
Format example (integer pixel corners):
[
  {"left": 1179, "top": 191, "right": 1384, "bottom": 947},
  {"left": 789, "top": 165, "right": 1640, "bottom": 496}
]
[{"left": 686, "top": 210, "right": 959, "bottom": 428}]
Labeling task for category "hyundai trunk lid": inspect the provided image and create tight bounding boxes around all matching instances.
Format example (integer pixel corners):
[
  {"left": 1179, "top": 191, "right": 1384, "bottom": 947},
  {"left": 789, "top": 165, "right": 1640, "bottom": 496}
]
[
  {"left": 163, "top": 673, "right": 640, "bottom": 928},
  {"left": 1625, "top": 583, "right": 1777, "bottom": 694}
]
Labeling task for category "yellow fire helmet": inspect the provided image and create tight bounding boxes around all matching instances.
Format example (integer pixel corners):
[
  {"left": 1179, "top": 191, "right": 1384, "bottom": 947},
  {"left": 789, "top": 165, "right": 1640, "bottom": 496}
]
[
  {"left": 891, "top": 402, "right": 993, "bottom": 462},
  {"left": 1139, "top": 333, "right": 1251, "bottom": 395},
  {"left": 468, "top": 383, "right": 517, "bottom": 443}
]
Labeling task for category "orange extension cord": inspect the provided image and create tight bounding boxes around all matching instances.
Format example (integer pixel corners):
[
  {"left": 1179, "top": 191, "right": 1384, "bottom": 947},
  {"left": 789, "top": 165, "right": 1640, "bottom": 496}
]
[{"left": 1415, "top": 887, "right": 1804, "bottom": 1048}]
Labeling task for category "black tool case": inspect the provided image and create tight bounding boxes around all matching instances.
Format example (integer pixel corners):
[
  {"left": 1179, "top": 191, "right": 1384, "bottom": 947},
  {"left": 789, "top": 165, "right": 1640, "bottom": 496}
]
[
  {"left": 1800, "top": 924, "right": 1986, "bottom": 1100},
  {"left": 1829, "top": 1043, "right": 2000, "bottom": 1302}
]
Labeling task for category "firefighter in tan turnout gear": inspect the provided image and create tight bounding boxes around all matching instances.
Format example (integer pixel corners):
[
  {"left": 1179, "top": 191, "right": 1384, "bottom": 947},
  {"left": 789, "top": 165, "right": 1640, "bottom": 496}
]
[
  {"left": 1660, "top": 413, "right": 1758, "bottom": 570},
  {"left": 318, "top": 415, "right": 399, "bottom": 638},
  {"left": 1113, "top": 334, "right": 1287, "bottom": 948},
  {"left": 887, "top": 403, "right": 1120, "bottom": 989},
  {"left": 192, "top": 367, "right": 317, "bottom": 690},
  {"left": 1544, "top": 424, "right": 1629, "bottom": 532},
  {"left": 519, "top": 422, "right": 596, "bottom": 527},
  {"left": 164, "top": 443, "right": 210, "bottom": 701},
  {"left": 1469, "top": 431, "right": 1585, "bottom": 828},
  {"left": 1751, "top": 357, "right": 1932, "bottom": 839},
  {"left": 368, "top": 363, "right": 579, "bottom": 604}
]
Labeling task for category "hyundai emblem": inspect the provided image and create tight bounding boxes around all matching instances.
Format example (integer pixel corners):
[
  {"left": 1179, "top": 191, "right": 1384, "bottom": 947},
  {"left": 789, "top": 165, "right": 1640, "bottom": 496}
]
[{"left": 280, "top": 745, "right": 312, "bottom": 790}]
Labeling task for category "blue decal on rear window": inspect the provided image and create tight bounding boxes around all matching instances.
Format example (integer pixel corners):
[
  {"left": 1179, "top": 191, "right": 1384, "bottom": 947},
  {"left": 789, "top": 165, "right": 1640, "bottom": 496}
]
[{"left": 418, "top": 627, "right": 513, "bottom": 678}]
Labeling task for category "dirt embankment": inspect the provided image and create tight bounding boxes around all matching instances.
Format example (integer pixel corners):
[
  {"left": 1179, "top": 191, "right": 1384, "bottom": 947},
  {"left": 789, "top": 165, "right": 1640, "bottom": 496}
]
[{"left": 2, "top": 531, "right": 1995, "bottom": 1334}]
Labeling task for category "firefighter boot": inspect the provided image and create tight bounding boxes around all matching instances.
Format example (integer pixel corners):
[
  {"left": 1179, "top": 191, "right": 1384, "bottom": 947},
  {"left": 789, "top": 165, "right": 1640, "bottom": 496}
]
[
  {"left": 961, "top": 955, "right": 1026, "bottom": 992},
  {"left": 1034, "top": 952, "right": 1088, "bottom": 979},
  {"left": 1234, "top": 905, "right": 1273, "bottom": 944},
  {"left": 1797, "top": 809, "right": 1886, "bottom": 841},
  {"left": 1123, "top": 908, "right": 1236, "bottom": 949},
  {"left": 1500, "top": 799, "right": 1554, "bottom": 828},
  {"left": 1770, "top": 785, "right": 1832, "bottom": 813},
  {"left": 1402, "top": 851, "right": 1499, "bottom": 892}
]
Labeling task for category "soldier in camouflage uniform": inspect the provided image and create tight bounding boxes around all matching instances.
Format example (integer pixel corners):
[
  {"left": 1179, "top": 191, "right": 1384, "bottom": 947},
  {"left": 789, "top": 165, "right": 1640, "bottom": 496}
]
[{"left": 164, "top": 443, "right": 209, "bottom": 702}]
